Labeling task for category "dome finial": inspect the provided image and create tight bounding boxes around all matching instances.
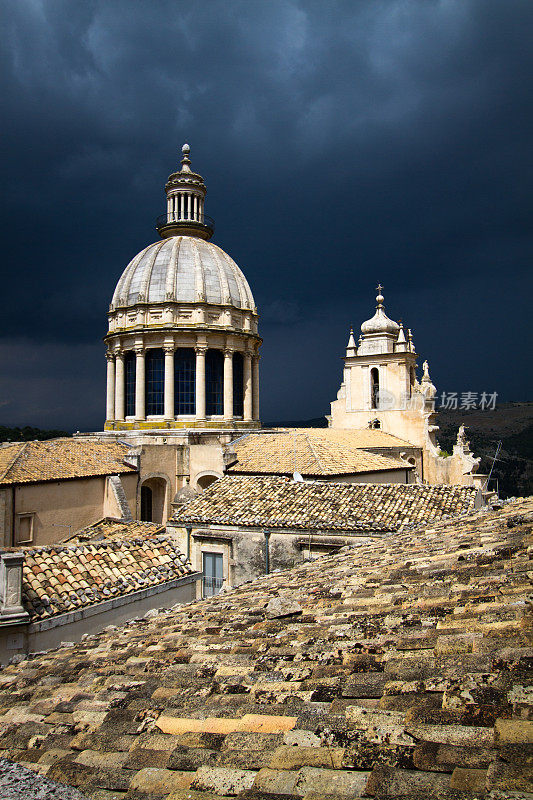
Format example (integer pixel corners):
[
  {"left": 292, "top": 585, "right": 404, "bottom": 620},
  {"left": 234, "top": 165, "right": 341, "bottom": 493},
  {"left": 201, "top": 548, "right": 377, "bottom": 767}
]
[
  {"left": 181, "top": 143, "right": 191, "bottom": 173},
  {"left": 376, "top": 283, "right": 385, "bottom": 308}
]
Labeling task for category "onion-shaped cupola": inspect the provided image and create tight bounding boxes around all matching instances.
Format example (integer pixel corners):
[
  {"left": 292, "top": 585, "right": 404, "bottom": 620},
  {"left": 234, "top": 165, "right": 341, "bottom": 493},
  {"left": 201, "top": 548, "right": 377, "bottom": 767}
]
[
  {"left": 156, "top": 144, "right": 214, "bottom": 241},
  {"left": 361, "top": 285, "right": 400, "bottom": 336}
]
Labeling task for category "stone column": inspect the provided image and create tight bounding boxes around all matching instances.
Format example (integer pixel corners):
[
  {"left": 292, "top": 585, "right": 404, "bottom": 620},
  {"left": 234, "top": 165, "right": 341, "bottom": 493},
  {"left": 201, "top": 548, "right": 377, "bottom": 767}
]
[
  {"left": 187, "top": 193, "right": 192, "bottom": 220},
  {"left": 0, "top": 553, "right": 29, "bottom": 621},
  {"left": 135, "top": 347, "right": 146, "bottom": 420},
  {"left": 106, "top": 352, "right": 115, "bottom": 421},
  {"left": 115, "top": 350, "right": 125, "bottom": 421},
  {"left": 252, "top": 354, "right": 260, "bottom": 422},
  {"left": 164, "top": 345, "right": 175, "bottom": 420},
  {"left": 243, "top": 352, "right": 253, "bottom": 422},
  {"left": 195, "top": 345, "right": 207, "bottom": 421},
  {"left": 223, "top": 349, "right": 234, "bottom": 420}
]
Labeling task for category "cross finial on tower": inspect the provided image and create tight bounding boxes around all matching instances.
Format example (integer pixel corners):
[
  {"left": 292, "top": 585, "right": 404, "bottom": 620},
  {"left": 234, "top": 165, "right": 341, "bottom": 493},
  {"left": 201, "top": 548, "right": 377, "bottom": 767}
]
[{"left": 376, "top": 283, "right": 383, "bottom": 294}]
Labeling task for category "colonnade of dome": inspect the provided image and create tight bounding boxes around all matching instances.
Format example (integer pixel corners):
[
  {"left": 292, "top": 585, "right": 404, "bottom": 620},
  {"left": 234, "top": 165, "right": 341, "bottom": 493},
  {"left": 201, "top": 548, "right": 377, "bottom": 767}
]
[{"left": 105, "top": 333, "right": 259, "bottom": 428}]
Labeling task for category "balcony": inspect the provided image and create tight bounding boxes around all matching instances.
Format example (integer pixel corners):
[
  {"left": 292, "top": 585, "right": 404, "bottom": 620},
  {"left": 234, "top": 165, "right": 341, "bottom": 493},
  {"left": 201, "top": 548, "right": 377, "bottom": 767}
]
[{"left": 156, "top": 213, "right": 215, "bottom": 241}]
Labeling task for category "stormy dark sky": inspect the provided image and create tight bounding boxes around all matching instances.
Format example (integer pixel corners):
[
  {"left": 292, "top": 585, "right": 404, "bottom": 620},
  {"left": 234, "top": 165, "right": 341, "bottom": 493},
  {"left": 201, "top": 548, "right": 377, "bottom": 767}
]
[{"left": 1, "top": 0, "right": 531, "bottom": 431}]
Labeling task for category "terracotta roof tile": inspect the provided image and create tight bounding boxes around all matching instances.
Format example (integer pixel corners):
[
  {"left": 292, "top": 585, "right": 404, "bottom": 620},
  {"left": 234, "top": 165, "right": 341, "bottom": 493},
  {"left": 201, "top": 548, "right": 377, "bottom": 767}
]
[
  {"left": 18, "top": 537, "right": 194, "bottom": 621},
  {"left": 64, "top": 518, "right": 165, "bottom": 543},
  {"left": 0, "top": 438, "right": 137, "bottom": 485},
  {"left": 175, "top": 474, "right": 480, "bottom": 532},
  {"left": 228, "top": 430, "right": 410, "bottom": 476},
  {"left": 0, "top": 497, "right": 531, "bottom": 797}
]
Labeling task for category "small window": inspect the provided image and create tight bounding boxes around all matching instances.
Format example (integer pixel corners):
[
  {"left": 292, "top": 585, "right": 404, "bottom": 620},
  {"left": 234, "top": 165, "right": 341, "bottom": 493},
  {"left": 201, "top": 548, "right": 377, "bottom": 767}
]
[
  {"left": 16, "top": 513, "right": 34, "bottom": 544},
  {"left": 203, "top": 552, "right": 223, "bottom": 598}
]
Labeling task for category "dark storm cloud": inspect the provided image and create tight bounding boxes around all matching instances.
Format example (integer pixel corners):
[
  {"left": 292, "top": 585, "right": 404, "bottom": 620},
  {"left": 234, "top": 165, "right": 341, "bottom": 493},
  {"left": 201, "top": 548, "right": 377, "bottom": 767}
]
[{"left": 0, "top": 0, "right": 531, "bottom": 429}]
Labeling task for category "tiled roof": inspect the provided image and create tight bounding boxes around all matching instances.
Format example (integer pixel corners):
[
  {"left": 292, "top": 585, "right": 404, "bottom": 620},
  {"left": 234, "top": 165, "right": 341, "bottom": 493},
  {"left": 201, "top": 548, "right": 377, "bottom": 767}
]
[
  {"left": 228, "top": 430, "right": 410, "bottom": 476},
  {"left": 275, "top": 427, "right": 415, "bottom": 448},
  {"left": 175, "top": 474, "right": 480, "bottom": 532},
  {"left": 63, "top": 517, "right": 165, "bottom": 544},
  {"left": 0, "top": 438, "right": 137, "bottom": 484},
  {"left": 0, "top": 498, "right": 530, "bottom": 798},
  {"left": 20, "top": 537, "right": 194, "bottom": 621}
]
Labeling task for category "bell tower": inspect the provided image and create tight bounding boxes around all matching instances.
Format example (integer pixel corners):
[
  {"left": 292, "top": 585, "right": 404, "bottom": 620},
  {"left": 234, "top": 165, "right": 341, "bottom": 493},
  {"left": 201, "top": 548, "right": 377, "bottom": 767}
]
[{"left": 329, "top": 286, "right": 437, "bottom": 446}]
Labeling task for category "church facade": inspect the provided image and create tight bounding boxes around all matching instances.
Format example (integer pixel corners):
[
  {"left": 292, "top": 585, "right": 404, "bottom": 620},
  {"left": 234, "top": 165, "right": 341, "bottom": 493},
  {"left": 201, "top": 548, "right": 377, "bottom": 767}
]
[{"left": 329, "top": 287, "right": 484, "bottom": 487}]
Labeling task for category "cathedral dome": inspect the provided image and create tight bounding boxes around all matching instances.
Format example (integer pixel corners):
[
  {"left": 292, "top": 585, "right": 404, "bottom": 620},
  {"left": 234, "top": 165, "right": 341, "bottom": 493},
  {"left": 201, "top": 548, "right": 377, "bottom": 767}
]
[
  {"left": 111, "top": 236, "right": 255, "bottom": 311},
  {"left": 104, "top": 144, "right": 261, "bottom": 432}
]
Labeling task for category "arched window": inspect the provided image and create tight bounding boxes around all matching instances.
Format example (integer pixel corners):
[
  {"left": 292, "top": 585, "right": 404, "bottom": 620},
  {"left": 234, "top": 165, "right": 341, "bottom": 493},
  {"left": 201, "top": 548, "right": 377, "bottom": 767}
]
[
  {"left": 206, "top": 349, "right": 223, "bottom": 415},
  {"left": 174, "top": 348, "right": 196, "bottom": 415},
  {"left": 371, "top": 367, "right": 380, "bottom": 409},
  {"left": 145, "top": 348, "right": 164, "bottom": 415},
  {"left": 233, "top": 352, "right": 244, "bottom": 417},
  {"left": 124, "top": 351, "right": 136, "bottom": 417},
  {"left": 140, "top": 485, "right": 152, "bottom": 521}
]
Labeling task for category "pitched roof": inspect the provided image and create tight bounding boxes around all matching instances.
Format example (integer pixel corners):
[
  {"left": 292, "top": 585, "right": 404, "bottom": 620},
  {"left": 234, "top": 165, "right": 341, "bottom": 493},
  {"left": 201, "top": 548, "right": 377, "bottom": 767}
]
[
  {"left": 0, "top": 498, "right": 530, "bottom": 797},
  {"left": 20, "top": 537, "right": 194, "bottom": 621},
  {"left": 63, "top": 517, "right": 165, "bottom": 544},
  {"left": 175, "top": 474, "right": 480, "bottom": 532},
  {"left": 228, "top": 430, "right": 410, "bottom": 476},
  {"left": 0, "top": 438, "right": 137, "bottom": 484},
  {"left": 275, "top": 426, "right": 415, "bottom": 448}
]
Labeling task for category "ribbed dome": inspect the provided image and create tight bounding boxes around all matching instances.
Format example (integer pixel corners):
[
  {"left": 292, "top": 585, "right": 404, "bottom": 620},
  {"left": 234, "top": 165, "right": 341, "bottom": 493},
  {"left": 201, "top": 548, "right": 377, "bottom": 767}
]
[{"left": 111, "top": 236, "right": 255, "bottom": 311}]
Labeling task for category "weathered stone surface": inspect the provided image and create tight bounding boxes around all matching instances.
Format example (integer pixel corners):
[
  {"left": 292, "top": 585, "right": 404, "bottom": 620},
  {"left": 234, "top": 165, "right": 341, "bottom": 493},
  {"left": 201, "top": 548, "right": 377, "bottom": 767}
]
[
  {"left": 0, "top": 498, "right": 531, "bottom": 800},
  {"left": 486, "top": 758, "right": 533, "bottom": 791},
  {"left": 295, "top": 766, "right": 370, "bottom": 797},
  {"left": 269, "top": 745, "right": 345, "bottom": 770},
  {"left": 191, "top": 765, "right": 256, "bottom": 795},
  {"left": 449, "top": 766, "right": 487, "bottom": 792},
  {"left": 253, "top": 767, "right": 300, "bottom": 795},
  {"left": 365, "top": 766, "right": 452, "bottom": 798},
  {"left": 413, "top": 741, "right": 498, "bottom": 772},
  {"left": 494, "top": 718, "right": 533, "bottom": 744},
  {"left": 266, "top": 597, "right": 303, "bottom": 619},
  {"left": 127, "top": 767, "right": 193, "bottom": 795}
]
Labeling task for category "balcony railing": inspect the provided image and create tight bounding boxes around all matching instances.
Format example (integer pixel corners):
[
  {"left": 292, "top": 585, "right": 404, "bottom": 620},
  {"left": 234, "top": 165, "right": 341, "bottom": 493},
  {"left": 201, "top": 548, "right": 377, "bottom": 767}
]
[
  {"left": 203, "top": 575, "right": 224, "bottom": 598},
  {"left": 156, "top": 213, "right": 215, "bottom": 236}
]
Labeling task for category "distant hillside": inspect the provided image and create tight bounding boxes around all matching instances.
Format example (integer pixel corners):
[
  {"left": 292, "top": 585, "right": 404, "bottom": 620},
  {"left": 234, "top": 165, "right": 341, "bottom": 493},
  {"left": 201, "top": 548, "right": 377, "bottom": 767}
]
[
  {"left": 0, "top": 426, "right": 71, "bottom": 443},
  {"left": 436, "top": 402, "right": 533, "bottom": 499}
]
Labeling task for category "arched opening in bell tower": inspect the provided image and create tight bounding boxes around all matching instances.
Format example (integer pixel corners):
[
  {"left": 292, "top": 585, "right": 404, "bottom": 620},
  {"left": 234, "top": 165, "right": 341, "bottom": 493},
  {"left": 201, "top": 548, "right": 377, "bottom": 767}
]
[{"left": 370, "top": 367, "right": 380, "bottom": 409}]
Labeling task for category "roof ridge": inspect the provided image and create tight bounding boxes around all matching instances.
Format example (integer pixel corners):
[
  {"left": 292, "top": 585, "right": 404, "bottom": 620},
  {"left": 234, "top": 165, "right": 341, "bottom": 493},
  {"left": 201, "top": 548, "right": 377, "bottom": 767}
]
[
  {"left": 303, "top": 431, "right": 325, "bottom": 474},
  {"left": 0, "top": 441, "right": 29, "bottom": 482}
]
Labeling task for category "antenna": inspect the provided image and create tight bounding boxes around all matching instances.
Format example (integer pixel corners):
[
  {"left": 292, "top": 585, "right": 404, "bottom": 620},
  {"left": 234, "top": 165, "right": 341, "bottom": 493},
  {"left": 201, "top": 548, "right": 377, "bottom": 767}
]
[{"left": 484, "top": 440, "right": 502, "bottom": 494}]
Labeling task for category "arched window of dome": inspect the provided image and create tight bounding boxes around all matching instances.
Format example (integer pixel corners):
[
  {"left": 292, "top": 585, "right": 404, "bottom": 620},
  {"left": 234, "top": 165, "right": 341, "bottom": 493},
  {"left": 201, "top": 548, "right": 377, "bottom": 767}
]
[
  {"left": 146, "top": 348, "right": 164, "bottom": 415},
  {"left": 371, "top": 367, "right": 380, "bottom": 409},
  {"left": 124, "top": 352, "right": 136, "bottom": 417},
  {"left": 233, "top": 352, "right": 244, "bottom": 417},
  {"left": 206, "top": 349, "right": 224, "bottom": 416},
  {"left": 174, "top": 348, "right": 196, "bottom": 415}
]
